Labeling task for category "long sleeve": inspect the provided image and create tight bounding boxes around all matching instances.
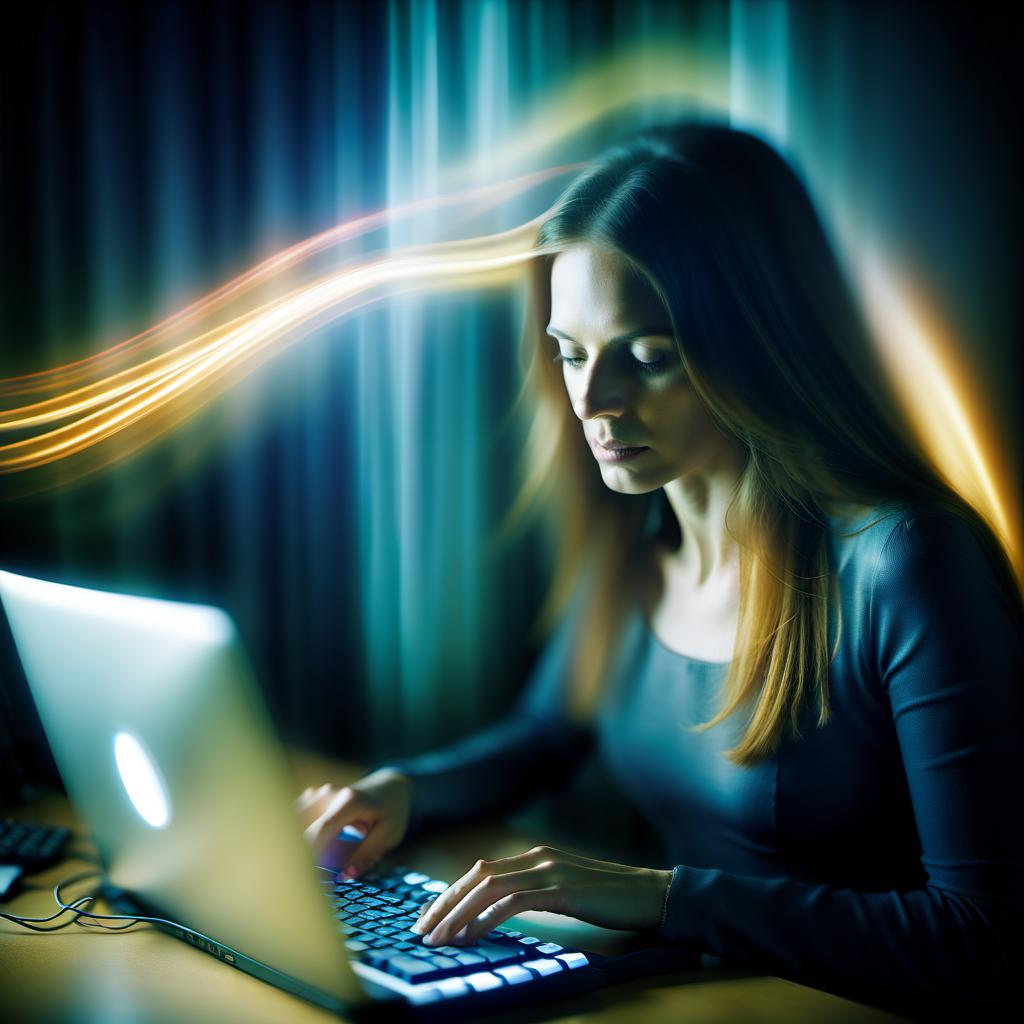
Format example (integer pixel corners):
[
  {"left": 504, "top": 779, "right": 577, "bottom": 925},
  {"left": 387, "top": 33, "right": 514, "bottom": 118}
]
[
  {"left": 656, "top": 509, "right": 1024, "bottom": 1015},
  {"left": 371, "top": 590, "right": 595, "bottom": 842}
]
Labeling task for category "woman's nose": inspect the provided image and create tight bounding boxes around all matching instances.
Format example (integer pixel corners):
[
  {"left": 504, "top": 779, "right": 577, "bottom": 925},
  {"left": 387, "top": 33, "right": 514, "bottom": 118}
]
[{"left": 572, "top": 359, "right": 628, "bottom": 420}]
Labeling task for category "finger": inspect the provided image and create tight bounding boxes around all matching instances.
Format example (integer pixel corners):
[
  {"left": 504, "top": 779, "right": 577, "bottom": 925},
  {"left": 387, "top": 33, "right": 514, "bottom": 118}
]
[
  {"left": 341, "top": 821, "right": 396, "bottom": 878},
  {"left": 295, "top": 783, "right": 331, "bottom": 812},
  {"left": 294, "top": 783, "right": 334, "bottom": 825},
  {"left": 305, "top": 789, "right": 361, "bottom": 857},
  {"left": 417, "top": 864, "right": 553, "bottom": 946},
  {"left": 455, "top": 888, "right": 560, "bottom": 945},
  {"left": 416, "top": 895, "right": 438, "bottom": 919},
  {"left": 410, "top": 859, "right": 490, "bottom": 935},
  {"left": 431, "top": 885, "right": 557, "bottom": 947},
  {"left": 412, "top": 848, "right": 550, "bottom": 936}
]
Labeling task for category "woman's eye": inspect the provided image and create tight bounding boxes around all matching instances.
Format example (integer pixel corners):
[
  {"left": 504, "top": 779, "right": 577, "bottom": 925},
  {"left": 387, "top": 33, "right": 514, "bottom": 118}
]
[
  {"left": 552, "top": 351, "right": 669, "bottom": 376},
  {"left": 632, "top": 355, "right": 668, "bottom": 375},
  {"left": 551, "top": 353, "right": 585, "bottom": 367}
]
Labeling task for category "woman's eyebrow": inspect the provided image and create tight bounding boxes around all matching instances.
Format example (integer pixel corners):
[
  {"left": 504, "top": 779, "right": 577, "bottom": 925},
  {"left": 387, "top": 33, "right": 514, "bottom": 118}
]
[{"left": 545, "top": 326, "right": 673, "bottom": 344}]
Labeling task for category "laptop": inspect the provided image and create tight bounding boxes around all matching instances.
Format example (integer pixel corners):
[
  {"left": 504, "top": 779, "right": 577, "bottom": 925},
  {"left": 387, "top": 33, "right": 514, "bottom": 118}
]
[{"left": 0, "top": 568, "right": 701, "bottom": 1020}]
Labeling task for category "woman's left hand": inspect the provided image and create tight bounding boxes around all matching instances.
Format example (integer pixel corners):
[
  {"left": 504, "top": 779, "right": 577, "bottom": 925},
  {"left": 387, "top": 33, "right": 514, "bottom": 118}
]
[{"left": 409, "top": 844, "right": 673, "bottom": 947}]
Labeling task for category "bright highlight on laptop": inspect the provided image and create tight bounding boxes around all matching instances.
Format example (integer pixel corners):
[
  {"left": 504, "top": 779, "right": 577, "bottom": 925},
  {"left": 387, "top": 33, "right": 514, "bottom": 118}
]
[{"left": 112, "top": 731, "right": 171, "bottom": 829}]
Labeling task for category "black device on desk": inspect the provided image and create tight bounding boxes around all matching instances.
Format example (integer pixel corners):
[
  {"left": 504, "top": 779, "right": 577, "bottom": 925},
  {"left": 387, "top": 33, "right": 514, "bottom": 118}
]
[
  {"left": 0, "top": 819, "right": 71, "bottom": 901},
  {"left": 0, "top": 569, "right": 700, "bottom": 1020},
  {"left": 0, "top": 819, "right": 70, "bottom": 873}
]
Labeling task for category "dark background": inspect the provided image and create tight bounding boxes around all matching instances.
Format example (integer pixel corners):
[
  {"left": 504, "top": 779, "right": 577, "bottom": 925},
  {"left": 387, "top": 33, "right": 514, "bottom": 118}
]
[{"left": 1, "top": 2, "right": 1020, "bottom": 860}]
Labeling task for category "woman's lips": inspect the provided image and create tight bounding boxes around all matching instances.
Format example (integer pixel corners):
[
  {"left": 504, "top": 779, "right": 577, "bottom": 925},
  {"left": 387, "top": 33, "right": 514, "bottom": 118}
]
[{"left": 590, "top": 438, "right": 650, "bottom": 462}]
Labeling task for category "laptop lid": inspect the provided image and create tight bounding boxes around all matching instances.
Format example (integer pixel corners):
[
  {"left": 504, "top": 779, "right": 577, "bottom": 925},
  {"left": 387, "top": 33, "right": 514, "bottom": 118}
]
[{"left": 0, "top": 568, "right": 369, "bottom": 1009}]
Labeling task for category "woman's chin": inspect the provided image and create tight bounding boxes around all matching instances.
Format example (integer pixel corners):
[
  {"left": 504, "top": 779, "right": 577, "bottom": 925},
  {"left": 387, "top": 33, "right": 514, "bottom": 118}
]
[{"left": 598, "top": 464, "right": 662, "bottom": 495}]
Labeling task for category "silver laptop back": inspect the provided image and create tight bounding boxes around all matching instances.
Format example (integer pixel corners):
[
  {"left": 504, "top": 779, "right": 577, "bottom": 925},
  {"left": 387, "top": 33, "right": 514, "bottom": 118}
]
[{"left": 0, "top": 568, "right": 365, "bottom": 1007}]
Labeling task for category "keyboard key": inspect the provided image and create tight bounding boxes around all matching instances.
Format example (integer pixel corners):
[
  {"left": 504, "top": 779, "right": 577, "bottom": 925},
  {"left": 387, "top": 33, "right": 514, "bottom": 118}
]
[
  {"left": 364, "top": 949, "right": 405, "bottom": 969},
  {"left": 517, "top": 935, "right": 541, "bottom": 945},
  {"left": 435, "top": 977, "right": 471, "bottom": 999},
  {"left": 0, "top": 820, "right": 71, "bottom": 872},
  {"left": 464, "top": 971, "right": 505, "bottom": 992},
  {"left": 472, "top": 941, "right": 525, "bottom": 965},
  {"left": 424, "top": 955, "right": 461, "bottom": 971},
  {"left": 403, "top": 872, "right": 430, "bottom": 885},
  {"left": 536, "top": 942, "right": 564, "bottom": 954},
  {"left": 452, "top": 951, "right": 487, "bottom": 968},
  {"left": 386, "top": 955, "right": 438, "bottom": 981},
  {"left": 406, "top": 986, "right": 444, "bottom": 1006},
  {"left": 521, "top": 958, "right": 565, "bottom": 977},
  {"left": 344, "top": 940, "right": 370, "bottom": 953},
  {"left": 494, "top": 964, "right": 534, "bottom": 985},
  {"left": 422, "top": 880, "right": 448, "bottom": 893},
  {"left": 556, "top": 952, "right": 590, "bottom": 970}
]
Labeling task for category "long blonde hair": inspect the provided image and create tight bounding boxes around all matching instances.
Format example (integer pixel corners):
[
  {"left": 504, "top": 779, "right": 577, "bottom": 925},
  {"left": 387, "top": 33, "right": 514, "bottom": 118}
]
[{"left": 496, "top": 120, "right": 1022, "bottom": 768}]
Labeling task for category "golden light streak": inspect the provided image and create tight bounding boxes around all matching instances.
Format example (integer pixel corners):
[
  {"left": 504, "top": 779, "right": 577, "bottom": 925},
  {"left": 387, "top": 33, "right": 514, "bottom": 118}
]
[
  {"left": 1, "top": 211, "right": 561, "bottom": 472},
  {"left": 0, "top": 163, "right": 579, "bottom": 399},
  {"left": 860, "top": 246, "right": 1021, "bottom": 582}
]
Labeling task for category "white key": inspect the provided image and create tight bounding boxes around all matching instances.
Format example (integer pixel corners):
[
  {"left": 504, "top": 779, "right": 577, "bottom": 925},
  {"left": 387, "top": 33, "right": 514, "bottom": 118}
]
[
  {"left": 555, "top": 951, "right": 590, "bottom": 969},
  {"left": 435, "top": 977, "right": 470, "bottom": 998},
  {"left": 494, "top": 964, "right": 534, "bottom": 985},
  {"left": 521, "top": 958, "right": 564, "bottom": 977},
  {"left": 407, "top": 985, "right": 444, "bottom": 1005},
  {"left": 464, "top": 971, "right": 504, "bottom": 992},
  {"left": 403, "top": 871, "right": 430, "bottom": 885},
  {"left": 422, "top": 879, "right": 449, "bottom": 893}
]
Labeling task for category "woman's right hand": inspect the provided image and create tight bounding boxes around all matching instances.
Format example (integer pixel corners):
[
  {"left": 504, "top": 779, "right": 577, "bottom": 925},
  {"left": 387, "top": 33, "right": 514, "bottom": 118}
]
[{"left": 295, "top": 767, "right": 414, "bottom": 879}]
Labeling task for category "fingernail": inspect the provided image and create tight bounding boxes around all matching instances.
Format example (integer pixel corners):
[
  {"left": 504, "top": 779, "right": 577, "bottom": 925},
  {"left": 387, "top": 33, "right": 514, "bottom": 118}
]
[{"left": 423, "top": 930, "right": 440, "bottom": 946}]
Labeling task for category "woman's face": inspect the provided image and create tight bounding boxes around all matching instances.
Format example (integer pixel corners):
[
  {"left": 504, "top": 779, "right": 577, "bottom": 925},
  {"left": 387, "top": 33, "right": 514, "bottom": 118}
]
[{"left": 548, "top": 244, "right": 735, "bottom": 495}]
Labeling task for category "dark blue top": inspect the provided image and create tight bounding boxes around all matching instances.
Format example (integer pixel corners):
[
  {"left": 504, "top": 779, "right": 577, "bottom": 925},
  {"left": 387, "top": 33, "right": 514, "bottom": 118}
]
[{"left": 376, "top": 502, "right": 1024, "bottom": 1014}]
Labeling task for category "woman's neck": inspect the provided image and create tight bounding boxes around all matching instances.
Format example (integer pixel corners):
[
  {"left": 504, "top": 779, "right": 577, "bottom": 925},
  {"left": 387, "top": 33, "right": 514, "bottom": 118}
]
[{"left": 660, "top": 452, "right": 745, "bottom": 588}]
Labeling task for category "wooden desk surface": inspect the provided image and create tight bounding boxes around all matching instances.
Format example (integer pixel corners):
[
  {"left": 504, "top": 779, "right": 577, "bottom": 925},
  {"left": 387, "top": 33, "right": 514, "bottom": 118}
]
[{"left": 1, "top": 749, "right": 912, "bottom": 1024}]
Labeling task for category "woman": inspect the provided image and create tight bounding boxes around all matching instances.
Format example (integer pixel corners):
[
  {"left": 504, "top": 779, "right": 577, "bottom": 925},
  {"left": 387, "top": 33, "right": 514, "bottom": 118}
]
[{"left": 297, "top": 121, "right": 1024, "bottom": 1015}]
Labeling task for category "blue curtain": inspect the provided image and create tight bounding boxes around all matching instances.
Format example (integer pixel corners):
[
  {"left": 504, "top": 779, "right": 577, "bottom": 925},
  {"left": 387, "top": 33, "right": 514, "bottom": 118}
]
[{"left": 1, "top": 1, "right": 1018, "bottom": 800}]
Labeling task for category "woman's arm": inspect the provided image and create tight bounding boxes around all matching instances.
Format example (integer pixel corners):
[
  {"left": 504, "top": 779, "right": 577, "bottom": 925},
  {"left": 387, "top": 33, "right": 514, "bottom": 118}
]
[
  {"left": 657, "top": 510, "right": 1024, "bottom": 1014},
  {"left": 370, "top": 589, "right": 595, "bottom": 841}
]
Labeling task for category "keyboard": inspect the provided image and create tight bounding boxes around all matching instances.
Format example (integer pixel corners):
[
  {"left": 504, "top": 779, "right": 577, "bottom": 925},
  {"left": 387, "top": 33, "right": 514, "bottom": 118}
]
[
  {"left": 0, "top": 818, "right": 71, "bottom": 873},
  {"left": 322, "top": 862, "right": 607, "bottom": 1015}
]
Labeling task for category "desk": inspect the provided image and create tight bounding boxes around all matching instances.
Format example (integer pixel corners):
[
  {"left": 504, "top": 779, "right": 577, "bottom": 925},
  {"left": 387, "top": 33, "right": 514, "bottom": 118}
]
[{"left": 1, "top": 749, "right": 912, "bottom": 1023}]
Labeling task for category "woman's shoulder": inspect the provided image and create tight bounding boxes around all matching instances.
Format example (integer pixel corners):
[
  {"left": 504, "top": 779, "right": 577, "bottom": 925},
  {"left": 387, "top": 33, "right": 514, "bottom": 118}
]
[
  {"left": 823, "top": 499, "right": 915, "bottom": 581},
  {"left": 824, "top": 497, "right": 1018, "bottom": 611},
  {"left": 824, "top": 497, "right": 986, "bottom": 557}
]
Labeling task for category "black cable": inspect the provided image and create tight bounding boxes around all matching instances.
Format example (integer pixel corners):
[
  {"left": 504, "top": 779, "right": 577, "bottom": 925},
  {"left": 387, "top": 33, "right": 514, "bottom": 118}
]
[
  {"left": 45, "top": 869, "right": 314, "bottom": 984},
  {"left": 1, "top": 888, "right": 96, "bottom": 931},
  {"left": 4, "top": 864, "right": 352, "bottom": 985}
]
